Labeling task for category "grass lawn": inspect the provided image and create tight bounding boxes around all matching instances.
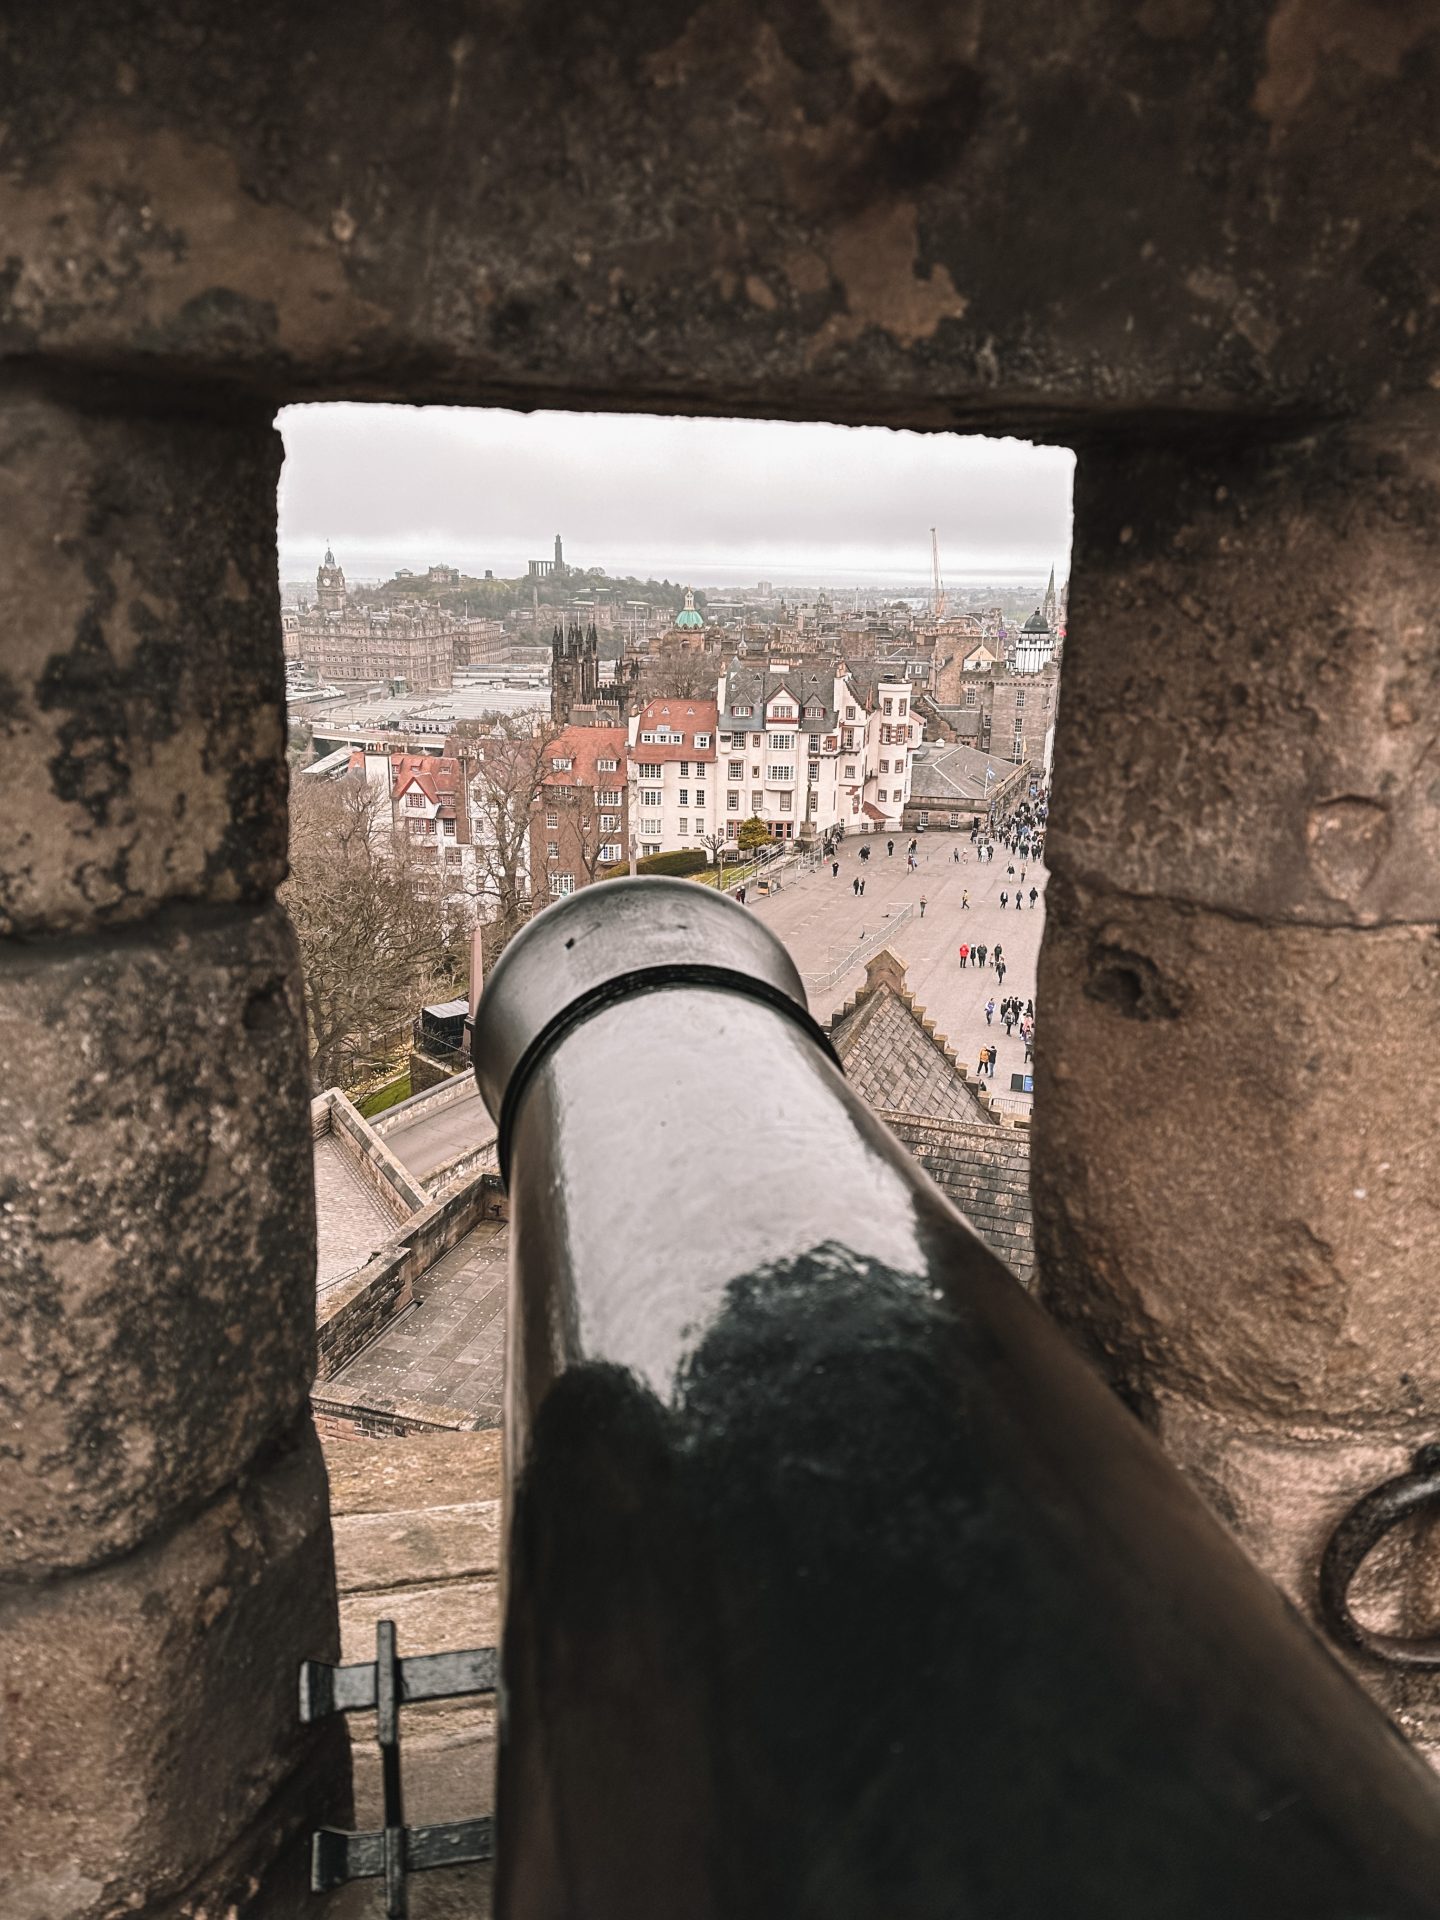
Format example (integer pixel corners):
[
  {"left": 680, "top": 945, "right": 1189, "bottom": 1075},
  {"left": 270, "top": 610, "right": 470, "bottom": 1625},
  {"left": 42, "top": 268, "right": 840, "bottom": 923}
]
[{"left": 356, "top": 1070, "right": 412, "bottom": 1118}]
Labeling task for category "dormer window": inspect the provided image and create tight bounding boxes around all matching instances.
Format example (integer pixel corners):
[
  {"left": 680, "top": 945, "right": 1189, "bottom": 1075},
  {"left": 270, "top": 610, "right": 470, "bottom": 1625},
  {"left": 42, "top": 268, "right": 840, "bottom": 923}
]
[{"left": 551, "top": 756, "right": 573, "bottom": 771}]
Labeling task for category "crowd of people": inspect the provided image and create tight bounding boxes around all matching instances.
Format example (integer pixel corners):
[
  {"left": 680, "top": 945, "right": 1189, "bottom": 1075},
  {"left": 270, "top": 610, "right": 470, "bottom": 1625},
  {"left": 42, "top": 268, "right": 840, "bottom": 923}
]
[
  {"left": 956, "top": 790, "right": 1048, "bottom": 1088},
  {"left": 808, "top": 787, "right": 1052, "bottom": 1099}
]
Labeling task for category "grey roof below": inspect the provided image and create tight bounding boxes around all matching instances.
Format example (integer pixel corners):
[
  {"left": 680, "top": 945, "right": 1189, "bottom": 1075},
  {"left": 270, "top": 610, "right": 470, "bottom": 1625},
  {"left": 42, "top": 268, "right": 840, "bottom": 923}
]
[
  {"left": 833, "top": 985, "right": 990, "bottom": 1126},
  {"left": 723, "top": 665, "right": 838, "bottom": 730},
  {"left": 885, "top": 1114, "right": 1035, "bottom": 1286},
  {"left": 908, "top": 741, "right": 1006, "bottom": 804}
]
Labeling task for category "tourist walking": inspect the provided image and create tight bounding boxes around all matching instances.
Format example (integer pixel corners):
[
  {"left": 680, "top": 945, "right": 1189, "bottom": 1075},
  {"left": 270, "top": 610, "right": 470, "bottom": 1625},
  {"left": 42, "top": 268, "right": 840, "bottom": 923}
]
[
  {"left": 1029, "top": 886, "right": 1038, "bottom": 908},
  {"left": 958, "top": 942, "right": 970, "bottom": 965},
  {"left": 859, "top": 877, "right": 866, "bottom": 896},
  {"left": 853, "top": 876, "right": 860, "bottom": 896},
  {"left": 985, "top": 997, "right": 995, "bottom": 1025},
  {"left": 961, "top": 889, "right": 970, "bottom": 909},
  {"left": 887, "top": 839, "right": 894, "bottom": 856},
  {"left": 1000, "top": 890, "right": 1009, "bottom": 909},
  {"left": 832, "top": 859, "right": 840, "bottom": 877},
  {"left": 920, "top": 895, "right": 927, "bottom": 918},
  {"left": 976, "top": 943, "right": 987, "bottom": 967}
]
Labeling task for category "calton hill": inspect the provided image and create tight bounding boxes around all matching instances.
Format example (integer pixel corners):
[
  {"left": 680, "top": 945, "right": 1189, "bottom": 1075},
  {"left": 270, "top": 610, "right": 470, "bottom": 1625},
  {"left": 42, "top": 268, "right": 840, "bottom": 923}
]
[{"left": 348, "top": 564, "right": 707, "bottom": 631}]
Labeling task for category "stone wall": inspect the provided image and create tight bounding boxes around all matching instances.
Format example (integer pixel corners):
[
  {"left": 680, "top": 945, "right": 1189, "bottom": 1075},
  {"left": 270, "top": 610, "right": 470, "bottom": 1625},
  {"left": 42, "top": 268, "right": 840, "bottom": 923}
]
[
  {"left": 1035, "top": 413, "right": 1440, "bottom": 1752},
  {"left": 3, "top": 5, "right": 1440, "bottom": 1908},
  {"left": 315, "top": 1173, "right": 507, "bottom": 1381},
  {"left": 409, "top": 1046, "right": 465, "bottom": 1095},
  {"left": 314, "top": 1085, "right": 430, "bottom": 1219},
  {"left": 0, "top": 378, "right": 349, "bottom": 1917}
]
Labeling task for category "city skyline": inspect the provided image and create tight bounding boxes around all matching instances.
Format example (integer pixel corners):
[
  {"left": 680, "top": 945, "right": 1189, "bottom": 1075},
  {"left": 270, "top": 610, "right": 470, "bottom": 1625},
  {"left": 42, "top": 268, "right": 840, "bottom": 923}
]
[{"left": 278, "top": 404, "right": 1075, "bottom": 590}]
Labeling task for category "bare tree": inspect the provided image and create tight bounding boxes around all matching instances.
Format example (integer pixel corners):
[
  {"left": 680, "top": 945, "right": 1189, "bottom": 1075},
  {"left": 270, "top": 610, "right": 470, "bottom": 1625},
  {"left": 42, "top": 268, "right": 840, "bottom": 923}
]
[
  {"left": 699, "top": 827, "right": 727, "bottom": 883},
  {"left": 636, "top": 648, "right": 726, "bottom": 702},
  {"left": 454, "top": 708, "right": 565, "bottom": 971},
  {"left": 568, "top": 788, "right": 612, "bottom": 889},
  {"left": 282, "top": 776, "right": 455, "bottom": 1092}
]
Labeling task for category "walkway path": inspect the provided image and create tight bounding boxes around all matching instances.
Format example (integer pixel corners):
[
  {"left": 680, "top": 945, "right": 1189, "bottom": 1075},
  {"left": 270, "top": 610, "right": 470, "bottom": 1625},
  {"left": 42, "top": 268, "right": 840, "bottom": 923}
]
[
  {"left": 385, "top": 1080, "right": 494, "bottom": 1183},
  {"left": 748, "top": 831, "right": 1046, "bottom": 1113}
]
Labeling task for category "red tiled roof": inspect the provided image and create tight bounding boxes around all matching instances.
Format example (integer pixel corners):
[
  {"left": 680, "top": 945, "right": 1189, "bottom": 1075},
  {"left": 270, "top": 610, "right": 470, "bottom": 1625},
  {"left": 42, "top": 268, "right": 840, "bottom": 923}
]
[
  {"left": 392, "top": 753, "right": 460, "bottom": 819},
  {"left": 542, "top": 725, "right": 628, "bottom": 790},
  {"left": 632, "top": 699, "right": 718, "bottom": 763}
]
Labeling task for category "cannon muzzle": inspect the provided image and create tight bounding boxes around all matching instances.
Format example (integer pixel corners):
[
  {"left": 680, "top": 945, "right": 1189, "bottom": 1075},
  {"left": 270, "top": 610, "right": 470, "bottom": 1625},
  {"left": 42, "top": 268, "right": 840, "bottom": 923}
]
[{"left": 473, "top": 876, "right": 1440, "bottom": 1919}]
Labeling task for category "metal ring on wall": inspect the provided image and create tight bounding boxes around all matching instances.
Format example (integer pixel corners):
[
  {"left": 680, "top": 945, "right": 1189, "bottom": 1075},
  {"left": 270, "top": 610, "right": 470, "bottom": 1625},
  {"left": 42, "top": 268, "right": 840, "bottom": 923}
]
[{"left": 1318, "top": 1444, "right": 1440, "bottom": 1670}]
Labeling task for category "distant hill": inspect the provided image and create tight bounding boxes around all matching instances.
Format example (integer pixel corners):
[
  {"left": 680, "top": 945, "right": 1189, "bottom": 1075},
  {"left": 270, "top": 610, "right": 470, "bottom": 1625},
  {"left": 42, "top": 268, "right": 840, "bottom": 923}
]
[{"left": 347, "top": 570, "right": 705, "bottom": 620}]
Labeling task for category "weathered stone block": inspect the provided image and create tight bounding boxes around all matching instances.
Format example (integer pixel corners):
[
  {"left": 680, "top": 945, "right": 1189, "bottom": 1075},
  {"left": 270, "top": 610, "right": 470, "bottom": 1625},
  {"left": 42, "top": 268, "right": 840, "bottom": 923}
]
[
  {"left": 0, "top": 1431, "right": 346, "bottom": 1920},
  {"left": 0, "top": 904, "right": 316, "bottom": 1573},
  {"left": 1051, "top": 409, "right": 1440, "bottom": 927},
  {"left": 1, "top": 10, "right": 1439, "bottom": 424},
  {"left": 1148, "top": 1394, "right": 1440, "bottom": 1763},
  {"left": 0, "top": 379, "right": 286, "bottom": 937},
  {"left": 1034, "top": 878, "right": 1440, "bottom": 1427}
]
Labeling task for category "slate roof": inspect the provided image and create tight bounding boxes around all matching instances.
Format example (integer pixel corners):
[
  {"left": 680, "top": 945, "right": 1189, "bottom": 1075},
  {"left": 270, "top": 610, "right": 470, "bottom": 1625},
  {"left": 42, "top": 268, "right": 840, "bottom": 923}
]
[
  {"left": 831, "top": 950, "right": 996, "bottom": 1120},
  {"left": 722, "top": 666, "right": 839, "bottom": 734},
  {"left": 840, "top": 658, "right": 910, "bottom": 707},
  {"left": 908, "top": 741, "right": 1002, "bottom": 805},
  {"left": 884, "top": 1115, "right": 1035, "bottom": 1285},
  {"left": 830, "top": 949, "right": 1034, "bottom": 1286}
]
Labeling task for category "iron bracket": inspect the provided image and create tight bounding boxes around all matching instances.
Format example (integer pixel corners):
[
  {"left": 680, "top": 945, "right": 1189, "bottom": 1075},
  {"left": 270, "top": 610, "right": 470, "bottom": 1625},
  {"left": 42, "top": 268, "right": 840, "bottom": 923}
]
[{"left": 300, "top": 1619, "right": 498, "bottom": 1916}]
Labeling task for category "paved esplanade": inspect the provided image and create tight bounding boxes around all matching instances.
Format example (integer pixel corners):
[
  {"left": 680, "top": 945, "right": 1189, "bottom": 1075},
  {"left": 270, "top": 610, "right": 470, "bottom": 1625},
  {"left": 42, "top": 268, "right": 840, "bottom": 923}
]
[{"left": 748, "top": 833, "right": 1045, "bottom": 1111}]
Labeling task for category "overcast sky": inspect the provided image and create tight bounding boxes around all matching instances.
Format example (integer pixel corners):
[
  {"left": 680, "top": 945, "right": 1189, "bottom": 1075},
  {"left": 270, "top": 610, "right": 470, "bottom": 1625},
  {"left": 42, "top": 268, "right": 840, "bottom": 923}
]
[{"left": 277, "top": 404, "right": 1073, "bottom": 590}]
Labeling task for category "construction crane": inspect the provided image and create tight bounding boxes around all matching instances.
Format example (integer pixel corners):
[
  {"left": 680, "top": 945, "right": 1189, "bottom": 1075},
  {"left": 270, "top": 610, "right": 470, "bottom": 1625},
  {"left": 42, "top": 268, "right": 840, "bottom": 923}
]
[{"left": 930, "top": 526, "right": 946, "bottom": 620}]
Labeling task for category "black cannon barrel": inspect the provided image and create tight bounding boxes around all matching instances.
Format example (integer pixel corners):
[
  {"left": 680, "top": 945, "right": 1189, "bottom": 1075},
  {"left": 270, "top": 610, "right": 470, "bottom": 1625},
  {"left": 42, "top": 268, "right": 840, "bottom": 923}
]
[{"left": 472, "top": 877, "right": 1440, "bottom": 1920}]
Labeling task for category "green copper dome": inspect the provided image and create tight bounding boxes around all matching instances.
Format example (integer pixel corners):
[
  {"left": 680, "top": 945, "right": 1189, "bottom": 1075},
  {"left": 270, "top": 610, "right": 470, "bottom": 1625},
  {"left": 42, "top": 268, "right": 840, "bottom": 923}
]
[{"left": 675, "top": 586, "right": 704, "bottom": 629}]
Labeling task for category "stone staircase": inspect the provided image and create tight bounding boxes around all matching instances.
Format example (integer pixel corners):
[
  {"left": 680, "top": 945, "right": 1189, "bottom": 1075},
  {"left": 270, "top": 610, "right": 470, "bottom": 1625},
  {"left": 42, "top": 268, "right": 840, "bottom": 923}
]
[{"left": 322, "top": 1430, "right": 501, "bottom": 1918}]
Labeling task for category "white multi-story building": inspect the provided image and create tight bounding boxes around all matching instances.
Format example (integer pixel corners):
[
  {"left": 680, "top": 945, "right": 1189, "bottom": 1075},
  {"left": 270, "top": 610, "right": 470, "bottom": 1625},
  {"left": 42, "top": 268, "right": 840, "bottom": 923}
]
[
  {"left": 617, "top": 663, "right": 923, "bottom": 856},
  {"left": 850, "top": 665, "right": 920, "bottom": 832},
  {"left": 717, "top": 667, "right": 851, "bottom": 844},
  {"left": 626, "top": 698, "right": 719, "bottom": 858}
]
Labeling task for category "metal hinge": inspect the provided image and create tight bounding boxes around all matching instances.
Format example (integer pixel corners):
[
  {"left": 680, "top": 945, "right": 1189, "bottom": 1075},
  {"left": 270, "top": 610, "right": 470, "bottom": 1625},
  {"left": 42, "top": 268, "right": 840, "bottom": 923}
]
[{"left": 300, "top": 1620, "right": 498, "bottom": 1917}]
